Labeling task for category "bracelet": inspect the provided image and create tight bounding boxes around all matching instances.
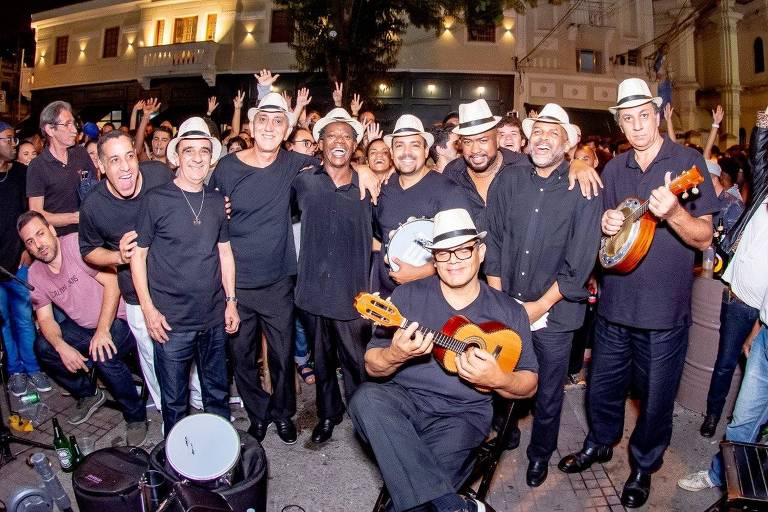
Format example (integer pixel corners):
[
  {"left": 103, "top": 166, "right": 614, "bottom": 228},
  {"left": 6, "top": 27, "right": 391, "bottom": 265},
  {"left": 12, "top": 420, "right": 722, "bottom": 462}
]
[
  {"left": 225, "top": 296, "right": 238, "bottom": 303},
  {"left": 711, "top": 123, "right": 720, "bottom": 128}
]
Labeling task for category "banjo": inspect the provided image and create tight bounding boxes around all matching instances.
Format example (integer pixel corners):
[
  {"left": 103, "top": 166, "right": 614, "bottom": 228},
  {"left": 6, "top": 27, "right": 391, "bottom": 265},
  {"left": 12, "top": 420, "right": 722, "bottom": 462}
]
[
  {"left": 385, "top": 217, "right": 435, "bottom": 272},
  {"left": 599, "top": 165, "right": 704, "bottom": 273}
]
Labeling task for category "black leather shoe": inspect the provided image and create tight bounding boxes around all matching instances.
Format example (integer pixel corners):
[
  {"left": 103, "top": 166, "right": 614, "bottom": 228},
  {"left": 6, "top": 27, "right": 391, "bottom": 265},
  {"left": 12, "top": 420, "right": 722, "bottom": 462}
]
[
  {"left": 311, "top": 416, "right": 343, "bottom": 444},
  {"left": 558, "top": 445, "right": 613, "bottom": 473},
  {"left": 503, "top": 425, "right": 521, "bottom": 451},
  {"left": 274, "top": 419, "right": 297, "bottom": 445},
  {"left": 526, "top": 460, "right": 549, "bottom": 487},
  {"left": 247, "top": 420, "right": 270, "bottom": 442},
  {"left": 621, "top": 469, "right": 651, "bottom": 508},
  {"left": 700, "top": 414, "right": 719, "bottom": 438}
]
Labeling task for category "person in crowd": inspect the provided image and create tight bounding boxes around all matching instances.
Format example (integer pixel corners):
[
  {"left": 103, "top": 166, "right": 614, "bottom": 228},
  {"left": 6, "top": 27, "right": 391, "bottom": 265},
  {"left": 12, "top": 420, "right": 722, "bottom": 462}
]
[
  {"left": 101, "top": 123, "right": 115, "bottom": 135},
  {"left": 485, "top": 103, "right": 602, "bottom": 487},
  {"left": 294, "top": 109, "right": 372, "bottom": 443},
  {"left": 370, "top": 114, "right": 471, "bottom": 297},
  {"left": 707, "top": 159, "right": 744, "bottom": 233},
  {"left": 0, "top": 122, "right": 49, "bottom": 396},
  {"left": 428, "top": 125, "right": 459, "bottom": 173},
  {"left": 227, "top": 136, "right": 247, "bottom": 154},
  {"left": 566, "top": 124, "right": 583, "bottom": 161},
  {"left": 442, "top": 111, "right": 460, "bottom": 127},
  {"left": 78, "top": 129, "right": 204, "bottom": 414},
  {"left": 17, "top": 141, "right": 38, "bottom": 166},
  {"left": 131, "top": 117, "right": 238, "bottom": 435},
  {"left": 81, "top": 122, "right": 101, "bottom": 145},
  {"left": 19, "top": 211, "right": 146, "bottom": 443},
  {"left": 286, "top": 127, "right": 318, "bottom": 157},
  {"left": 85, "top": 140, "right": 100, "bottom": 171},
  {"left": 496, "top": 114, "right": 526, "bottom": 153},
  {"left": 27, "top": 101, "right": 98, "bottom": 236},
  {"left": 703, "top": 105, "right": 725, "bottom": 162},
  {"left": 573, "top": 145, "right": 599, "bottom": 169},
  {"left": 558, "top": 78, "right": 720, "bottom": 508},
  {"left": 350, "top": 208, "right": 538, "bottom": 512}
]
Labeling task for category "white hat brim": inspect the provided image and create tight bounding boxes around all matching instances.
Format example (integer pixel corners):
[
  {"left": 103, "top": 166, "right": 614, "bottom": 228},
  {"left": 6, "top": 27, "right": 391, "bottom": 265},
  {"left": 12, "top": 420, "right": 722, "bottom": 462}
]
[
  {"left": 383, "top": 131, "right": 435, "bottom": 150},
  {"left": 451, "top": 116, "right": 502, "bottom": 136},
  {"left": 522, "top": 118, "right": 579, "bottom": 147},
  {"left": 312, "top": 117, "right": 365, "bottom": 144},
  {"left": 425, "top": 232, "right": 486, "bottom": 250},
  {"left": 166, "top": 135, "right": 222, "bottom": 167},
  {"left": 608, "top": 96, "right": 663, "bottom": 115},
  {"left": 247, "top": 107, "right": 297, "bottom": 129}
]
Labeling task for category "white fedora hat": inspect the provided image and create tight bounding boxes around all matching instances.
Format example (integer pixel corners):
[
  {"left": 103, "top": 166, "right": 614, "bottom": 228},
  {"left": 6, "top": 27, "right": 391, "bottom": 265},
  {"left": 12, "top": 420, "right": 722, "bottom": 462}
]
[
  {"left": 384, "top": 114, "right": 434, "bottom": 149},
  {"left": 166, "top": 116, "right": 222, "bottom": 167},
  {"left": 312, "top": 108, "right": 365, "bottom": 144},
  {"left": 247, "top": 92, "right": 297, "bottom": 127},
  {"left": 609, "top": 78, "right": 663, "bottom": 114},
  {"left": 425, "top": 208, "right": 486, "bottom": 250},
  {"left": 521, "top": 103, "right": 579, "bottom": 146},
  {"left": 452, "top": 99, "right": 502, "bottom": 136}
]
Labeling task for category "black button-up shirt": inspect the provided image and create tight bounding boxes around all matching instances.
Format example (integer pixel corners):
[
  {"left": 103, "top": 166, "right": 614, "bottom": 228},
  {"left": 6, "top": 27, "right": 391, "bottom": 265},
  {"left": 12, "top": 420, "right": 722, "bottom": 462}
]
[
  {"left": 443, "top": 147, "right": 528, "bottom": 231},
  {"left": 485, "top": 160, "right": 602, "bottom": 332},
  {"left": 599, "top": 136, "right": 720, "bottom": 329},
  {"left": 293, "top": 168, "right": 372, "bottom": 321}
]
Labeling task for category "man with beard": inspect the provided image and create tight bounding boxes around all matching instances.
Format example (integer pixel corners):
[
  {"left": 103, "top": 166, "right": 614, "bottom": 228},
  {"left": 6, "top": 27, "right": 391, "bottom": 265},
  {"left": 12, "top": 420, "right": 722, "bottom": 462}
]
[
  {"left": 427, "top": 125, "right": 459, "bottom": 173},
  {"left": 78, "top": 130, "right": 203, "bottom": 414},
  {"left": 558, "top": 78, "right": 720, "bottom": 508},
  {"left": 19, "top": 211, "right": 146, "bottom": 443},
  {"left": 293, "top": 109, "right": 372, "bottom": 443},
  {"left": 485, "top": 103, "right": 602, "bottom": 488},
  {"left": 371, "top": 115, "right": 470, "bottom": 297},
  {"left": 210, "top": 95, "right": 379, "bottom": 444},
  {"left": 131, "top": 117, "right": 238, "bottom": 435}
]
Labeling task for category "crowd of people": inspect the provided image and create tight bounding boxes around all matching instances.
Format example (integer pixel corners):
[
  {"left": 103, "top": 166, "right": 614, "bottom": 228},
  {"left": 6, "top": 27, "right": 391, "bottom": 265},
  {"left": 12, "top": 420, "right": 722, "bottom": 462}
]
[{"left": 0, "top": 70, "right": 766, "bottom": 512}]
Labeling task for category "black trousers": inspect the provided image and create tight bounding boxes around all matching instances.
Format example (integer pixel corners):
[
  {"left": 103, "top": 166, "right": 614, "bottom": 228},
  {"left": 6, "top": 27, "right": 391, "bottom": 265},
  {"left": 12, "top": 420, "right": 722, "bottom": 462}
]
[
  {"left": 298, "top": 310, "right": 370, "bottom": 420},
  {"left": 229, "top": 277, "right": 296, "bottom": 423},
  {"left": 526, "top": 329, "right": 575, "bottom": 462}
]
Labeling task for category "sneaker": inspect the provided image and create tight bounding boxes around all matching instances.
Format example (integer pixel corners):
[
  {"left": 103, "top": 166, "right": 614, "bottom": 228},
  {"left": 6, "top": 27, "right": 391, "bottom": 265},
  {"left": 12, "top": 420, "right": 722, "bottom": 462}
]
[
  {"left": 68, "top": 388, "right": 106, "bottom": 425},
  {"left": 8, "top": 373, "right": 28, "bottom": 397},
  {"left": 29, "top": 372, "right": 53, "bottom": 392},
  {"left": 678, "top": 470, "right": 716, "bottom": 492},
  {"left": 126, "top": 421, "right": 148, "bottom": 447}
]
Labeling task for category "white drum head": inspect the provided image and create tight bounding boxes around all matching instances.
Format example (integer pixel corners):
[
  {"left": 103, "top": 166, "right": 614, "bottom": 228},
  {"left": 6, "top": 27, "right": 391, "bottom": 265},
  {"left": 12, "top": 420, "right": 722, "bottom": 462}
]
[
  {"left": 166, "top": 414, "right": 240, "bottom": 481},
  {"left": 386, "top": 218, "right": 434, "bottom": 272}
]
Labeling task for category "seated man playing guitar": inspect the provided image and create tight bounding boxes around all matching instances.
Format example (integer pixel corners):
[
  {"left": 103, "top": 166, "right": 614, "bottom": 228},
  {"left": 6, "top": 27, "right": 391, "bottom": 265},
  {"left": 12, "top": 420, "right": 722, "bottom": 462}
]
[{"left": 349, "top": 208, "right": 538, "bottom": 512}]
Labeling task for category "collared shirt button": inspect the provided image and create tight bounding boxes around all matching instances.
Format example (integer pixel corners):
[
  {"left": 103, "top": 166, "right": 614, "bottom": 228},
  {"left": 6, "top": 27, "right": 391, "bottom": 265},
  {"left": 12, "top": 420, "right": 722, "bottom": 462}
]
[
  {"left": 517, "top": 292, "right": 522, "bottom": 297},
  {"left": 534, "top": 208, "right": 539, "bottom": 213},
  {"left": 540, "top": 188, "right": 544, "bottom": 192},
  {"left": 525, "top": 250, "right": 530, "bottom": 254},
  {"left": 521, "top": 272, "right": 525, "bottom": 276}
]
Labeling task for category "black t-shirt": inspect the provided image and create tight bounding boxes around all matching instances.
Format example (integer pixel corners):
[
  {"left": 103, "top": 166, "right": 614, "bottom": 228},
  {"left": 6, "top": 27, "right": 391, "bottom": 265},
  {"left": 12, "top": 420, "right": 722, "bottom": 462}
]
[
  {"left": 135, "top": 182, "right": 229, "bottom": 331},
  {"left": 26, "top": 145, "right": 97, "bottom": 236},
  {"left": 371, "top": 170, "right": 472, "bottom": 296},
  {"left": 0, "top": 162, "right": 28, "bottom": 276},
  {"left": 210, "top": 150, "right": 318, "bottom": 288},
  {"left": 78, "top": 162, "right": 173, "bottom": 305},
  {"left": 368, "top": 276, "right": 537, "bottom": 433}
]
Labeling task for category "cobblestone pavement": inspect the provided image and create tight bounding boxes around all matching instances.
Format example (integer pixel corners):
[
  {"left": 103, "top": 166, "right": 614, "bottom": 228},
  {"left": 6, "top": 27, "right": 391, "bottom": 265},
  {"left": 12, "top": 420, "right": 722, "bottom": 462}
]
[{"left": 0, "top": 378, "right": 725, "bottom": 511}]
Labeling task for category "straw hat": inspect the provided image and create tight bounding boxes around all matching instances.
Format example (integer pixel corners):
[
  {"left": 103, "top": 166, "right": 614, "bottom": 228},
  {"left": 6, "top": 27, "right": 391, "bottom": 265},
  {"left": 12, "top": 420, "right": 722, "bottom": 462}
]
[
  {"left": 608, "top": 78, "right": 663, "bottom": 114},
  {"left": 451, "top": 99, "right": 502, "bottom": 136},
  {"left": 384, "top": 114, "right": 434, "bottom": 149},
  {"left": 425, "top": 208, "right": 486, "bottom": 250},
  {"left": 166, "top": 117, "right": 222, "bottom": 167},
  {"left": 247, "top": 92, "right": 297, "bottom": 127},
  {"left": 312, "top": 108, "right": 364, "bottom": 144},
  {"left": 521, "top": 103, "right": 579, "bottom": 146}
]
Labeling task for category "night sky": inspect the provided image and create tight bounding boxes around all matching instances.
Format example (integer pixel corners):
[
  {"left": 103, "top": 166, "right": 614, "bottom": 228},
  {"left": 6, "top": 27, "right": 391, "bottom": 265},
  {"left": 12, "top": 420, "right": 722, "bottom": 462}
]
[{"left": 5, "top": 1, "right": 86, "bottom": 63}]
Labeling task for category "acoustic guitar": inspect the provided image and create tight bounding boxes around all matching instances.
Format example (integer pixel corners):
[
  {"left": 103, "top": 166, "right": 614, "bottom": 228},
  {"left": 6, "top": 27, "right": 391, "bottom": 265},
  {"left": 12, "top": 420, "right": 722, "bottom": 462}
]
[
  {"left": 599, "top": 165, "right": 704, "bottom": 273},
  {"left": 353, "top": 292, "right": 522, "bottom": 392}
]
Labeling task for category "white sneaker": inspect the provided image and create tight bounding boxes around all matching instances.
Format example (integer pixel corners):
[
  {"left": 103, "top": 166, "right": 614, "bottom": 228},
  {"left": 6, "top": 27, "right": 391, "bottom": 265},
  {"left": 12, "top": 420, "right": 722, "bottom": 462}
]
[{"left": 678, "top": 470, "right": 716, "bottom": 491}]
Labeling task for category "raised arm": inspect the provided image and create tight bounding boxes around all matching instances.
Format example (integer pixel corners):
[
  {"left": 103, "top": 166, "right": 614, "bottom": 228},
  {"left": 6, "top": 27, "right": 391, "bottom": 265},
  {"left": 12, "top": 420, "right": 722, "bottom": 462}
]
[
  {"left": 230, "top": 90, "right": 245, "bottom": 139},
  {"left": 135, "top": 98, "right": 161, "bottom": 160},
  {"left": 704, "top": 105, "right": 724, "bottom": 160},
  {"left": 664, "top": 103, "right": 677, "bottom": 143}
]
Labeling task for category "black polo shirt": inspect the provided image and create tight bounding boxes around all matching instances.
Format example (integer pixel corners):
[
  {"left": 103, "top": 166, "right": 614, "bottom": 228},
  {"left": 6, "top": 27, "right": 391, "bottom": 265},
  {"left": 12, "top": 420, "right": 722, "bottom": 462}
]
[
  {"left": 0, "top": 162, "right": 28, "bottom": 277},
  {"left": 210, "top": 150, "right": 318, "bottom": 289},
  {"left": 26, "top": 145, "right": 97, "bottom": 236},
  {"left": 135, "top": 182, "right": 229, "bottom": 331},
  {"left": 485, "top": 160, "right": 602, "bottom": 332},
  {"left": 292, "top": 168, "right": 372, "bottom": 320},
  {"left": 599, "top": 136, "right": 720, "bottom": 329},
  {"left": 443, "top": 147, "right": 528, "bottom": 231},
  {"left": 78, "top": 162, "right": 173, "bottom": 305},
  {"left": 371, "top": 170, "right": 471, "bottom": 296}
]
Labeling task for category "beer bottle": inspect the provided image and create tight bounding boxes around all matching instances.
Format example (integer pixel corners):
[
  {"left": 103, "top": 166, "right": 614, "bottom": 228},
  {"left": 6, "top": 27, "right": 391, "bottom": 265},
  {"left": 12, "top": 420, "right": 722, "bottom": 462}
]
[
  {"left": 69, "top": 435, "right": 83, "bottom": 466},
  {"left": 52, "top": 417, "right": 74, "bottom": 472}
]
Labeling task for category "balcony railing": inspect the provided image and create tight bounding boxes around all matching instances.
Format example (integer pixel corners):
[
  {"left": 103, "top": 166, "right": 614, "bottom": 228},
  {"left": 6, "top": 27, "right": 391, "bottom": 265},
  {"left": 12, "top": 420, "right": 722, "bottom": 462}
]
[
  {"left": 571, "top": 1, "right": 615, "bottom": 28},
  {"left": 136, "top": 41, "right": 218, "bottom": 88}
]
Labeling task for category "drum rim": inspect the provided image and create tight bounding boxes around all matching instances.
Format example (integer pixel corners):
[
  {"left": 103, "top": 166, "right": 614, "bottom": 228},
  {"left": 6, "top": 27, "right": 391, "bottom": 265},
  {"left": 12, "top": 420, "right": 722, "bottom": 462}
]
[
  {"left": 165, "top": 413, "right": 241, "bottom": 481},
  {"left": 385, "top": 217, "right": 435, "bottom": 272}
]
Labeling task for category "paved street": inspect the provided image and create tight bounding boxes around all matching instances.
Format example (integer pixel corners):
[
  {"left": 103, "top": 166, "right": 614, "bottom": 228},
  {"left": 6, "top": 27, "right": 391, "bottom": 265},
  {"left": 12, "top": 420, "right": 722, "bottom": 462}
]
[{"left": 1, "top": 379, "right": 724, "bottom": 511}]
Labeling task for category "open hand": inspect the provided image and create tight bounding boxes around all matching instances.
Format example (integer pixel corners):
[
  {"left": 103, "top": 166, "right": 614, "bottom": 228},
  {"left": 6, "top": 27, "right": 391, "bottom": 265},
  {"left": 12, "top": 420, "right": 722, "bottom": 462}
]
[
  {"left": 712, "top": 105, "right": 724, "bottom": 125},
  {"left": 350, "top": 93, "right": 363, "bottom": 116},
  {"left": 332, "top": 81, "right": 343, "bottom": 107},
  {"left": 256, "top": 69, "right": 279, "bottom": 87},
  {"left": 233, "top": 90, "right": 245, "bottom": 110}
]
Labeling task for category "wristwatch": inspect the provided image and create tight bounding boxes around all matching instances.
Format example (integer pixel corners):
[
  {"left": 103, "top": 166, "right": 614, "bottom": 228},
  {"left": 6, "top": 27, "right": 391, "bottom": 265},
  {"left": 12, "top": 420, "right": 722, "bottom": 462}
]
[{"left": 225, "top": 296, "right": 238, "bottom": 303}]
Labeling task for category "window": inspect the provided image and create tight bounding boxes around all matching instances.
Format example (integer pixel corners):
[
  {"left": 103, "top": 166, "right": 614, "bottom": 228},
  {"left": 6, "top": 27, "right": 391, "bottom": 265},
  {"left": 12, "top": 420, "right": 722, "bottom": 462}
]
[
  {"left": 467, "top": 20, "right": 496, "bottom": 42},
  {"left": 755, "top": 37, "right": 765, "bottom": 74},
  {"left": 173, "top": 16, "right": 198, "bottom": 44},
  {"left": 55, "top": 36, "right": 68, "bottom": 65},
  {"left": 270, "top": 10, "right": 293, "bottom": 43},
  {"left": 206, "top": 14, "right": 217, "bottom": 41},
  {"left": 103, "top": 27, "right": 120, "bottom": 58},
  {"left": 155, "top": 20, "right": 165, "bottom": 46},
  {"left": 577, "top": 49, "right": 602, "bottom": 73}
]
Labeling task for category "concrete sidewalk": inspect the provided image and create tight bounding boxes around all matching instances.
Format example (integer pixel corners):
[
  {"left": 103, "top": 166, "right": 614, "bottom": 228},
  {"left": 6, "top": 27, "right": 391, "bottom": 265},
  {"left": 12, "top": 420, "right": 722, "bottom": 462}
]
[{"left": 0, "top": 380, "right": 725, "bottom": 511}]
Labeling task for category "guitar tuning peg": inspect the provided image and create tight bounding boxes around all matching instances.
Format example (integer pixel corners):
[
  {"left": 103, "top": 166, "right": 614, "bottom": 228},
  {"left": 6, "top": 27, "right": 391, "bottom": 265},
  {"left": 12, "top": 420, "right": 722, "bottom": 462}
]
[
  {"left": 681, "top": 192, "right": 689, "bottom": 200},
  {"left": 692, "top": 187, "right": 699, "bottom": 195},
  {"left": 373, "top": 291, "right": 380, "bottom": 296}
]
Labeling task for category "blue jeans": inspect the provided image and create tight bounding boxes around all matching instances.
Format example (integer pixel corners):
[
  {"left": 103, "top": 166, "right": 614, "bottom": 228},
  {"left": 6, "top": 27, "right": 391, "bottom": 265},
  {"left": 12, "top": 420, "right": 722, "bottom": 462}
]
[
  {"left": 294, "top": 315, "right": 310, "bottom": 366},
  {"left": 705, "top": 291, "right": 760, "bottom": 419},
  {"left": 154, "top": 325, "right": 229, "bottom": 435},
  {"left": 34, "top": 316, "right": 145, "bottom": 423},
  {"left": 0, "top": 266, "right": 39, "bottom": 374},
  {"left": 709, "top": 325, "right": 768, "bottom": 486}
]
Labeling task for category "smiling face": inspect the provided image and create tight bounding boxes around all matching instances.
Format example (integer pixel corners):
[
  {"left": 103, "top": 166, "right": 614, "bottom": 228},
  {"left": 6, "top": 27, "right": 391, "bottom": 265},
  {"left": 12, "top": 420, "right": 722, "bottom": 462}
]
[
  {"left": 0, "top": 128, "right": 16, "bottom": 162},
  {"left": 573, "top": 146, "right": 598, "bottom": 168},
  {"left": 529, "top": 122, "right": 568, "bottom": 170},
  {"left": 460, "top": 129, "right": 499, "bottom": 173},
  {"left": 319, "top": 122, "right": 356, "bottom": 169},
  {"left": 616, "top": 102, "right": 661, "bottom": 152},
  {"left": 151, "top": 129, "right": 172, "bottom": 159},
  {"left": 175, "top": 138, "right": 213, "bottom": 187},
  {"left": 20, "top": 217, "right": 59, "bottom": 264},
  {"left": 98, "top": 134, "right": 141, "bottom": 199},
  {"left": 17, "top": 141, "right": 37, "bottom": 165},
  {"left": 251, "top": 111, "right": 291, "bottom": 153},
  {"left": 391, "top": 134, "right": 428, "bottom": 176},
  {"left": 497, "top": 124, "right": 524, "bottom": 152},
  {"left": 45, "top": 109, "right": 78, "bottom": 148},
  {"left": 434, "top": 240, "right": 485, "bottom": 290},
  {"left": 367, "top": 139, "right": 392, "bottom": 173}
]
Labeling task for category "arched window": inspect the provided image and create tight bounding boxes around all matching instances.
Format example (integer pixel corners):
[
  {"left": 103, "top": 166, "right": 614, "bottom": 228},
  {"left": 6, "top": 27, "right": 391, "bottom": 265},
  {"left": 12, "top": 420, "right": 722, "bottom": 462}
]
[{"left": 755, "top": 37, "right": 765, "bottom": 74}]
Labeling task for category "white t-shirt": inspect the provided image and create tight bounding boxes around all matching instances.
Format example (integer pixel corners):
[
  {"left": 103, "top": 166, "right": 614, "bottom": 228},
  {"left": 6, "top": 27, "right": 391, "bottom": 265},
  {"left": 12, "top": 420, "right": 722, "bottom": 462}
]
[{"left": 723, "top": 199, "right": 768, "bottom": 310}]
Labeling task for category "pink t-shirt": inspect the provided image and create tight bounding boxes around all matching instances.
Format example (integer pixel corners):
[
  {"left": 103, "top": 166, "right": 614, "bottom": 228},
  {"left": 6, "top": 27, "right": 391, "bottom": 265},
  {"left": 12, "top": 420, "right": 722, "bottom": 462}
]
[{"left": 29, "top": 233, "right": 126, "bottom": 329}]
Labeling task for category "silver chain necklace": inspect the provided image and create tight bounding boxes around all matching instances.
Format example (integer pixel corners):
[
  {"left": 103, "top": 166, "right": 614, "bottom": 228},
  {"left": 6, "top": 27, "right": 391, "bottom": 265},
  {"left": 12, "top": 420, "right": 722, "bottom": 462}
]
[{"left": 180, "top": 187, "right": 205, "bottom": 225}]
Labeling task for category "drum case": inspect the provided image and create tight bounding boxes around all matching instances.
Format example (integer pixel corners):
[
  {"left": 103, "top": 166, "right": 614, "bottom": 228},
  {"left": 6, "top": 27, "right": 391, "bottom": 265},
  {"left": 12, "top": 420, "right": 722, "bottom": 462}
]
[{"left": 73, "top": 446, "right": 150, "bottom": 512}]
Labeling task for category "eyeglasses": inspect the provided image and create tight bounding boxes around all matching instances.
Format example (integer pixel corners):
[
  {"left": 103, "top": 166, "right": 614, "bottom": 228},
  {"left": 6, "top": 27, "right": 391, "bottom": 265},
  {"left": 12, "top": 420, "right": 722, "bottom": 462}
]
[
  {"left": 433, "top": 242, "right": 479, "bottom": 262},
  {"left": 0, "top": 136, "right": 19, "bottom": 146},
  {"left": 53, "top": 121, "right": 80, "bottom": 131},
  {"left": 292, "top": 139, "right": 316, "bottom": 148}
]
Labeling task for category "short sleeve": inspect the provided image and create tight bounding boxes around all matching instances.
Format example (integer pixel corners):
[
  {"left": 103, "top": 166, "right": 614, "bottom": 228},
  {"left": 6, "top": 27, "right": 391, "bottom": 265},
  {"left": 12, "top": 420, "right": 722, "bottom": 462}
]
[
  {"left": 28, "top": 267, "right": 51, "bottom": 310},
  {"left": 78, "top": 202, "right": 105, "bottom": 258},
  {"left": 135, "top": 196, "right": 156, "bottom": 248},
  {"left": 64, "top": 235, "right": 98, "bottom": 278},
  {"left": 26, "top": 160, "right": 46, "bottom": 198}
]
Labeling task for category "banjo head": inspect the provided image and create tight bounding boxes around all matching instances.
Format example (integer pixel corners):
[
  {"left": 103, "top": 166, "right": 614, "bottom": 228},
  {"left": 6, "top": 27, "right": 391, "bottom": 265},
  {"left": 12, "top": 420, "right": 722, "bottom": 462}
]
[
  {"left": 166, "top": 413, "right": 241, "bottom": 482},
  {"left": 385, "top": 218, "right": 435, "bottom": 272},
  {"left": 600, "top": 198, "right": 642, "bottom": 268}
]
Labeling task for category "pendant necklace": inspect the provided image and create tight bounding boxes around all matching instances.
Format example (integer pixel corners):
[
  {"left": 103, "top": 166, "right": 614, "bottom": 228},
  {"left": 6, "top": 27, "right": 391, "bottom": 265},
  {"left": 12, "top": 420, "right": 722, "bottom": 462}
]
[{"left": 180, "top": 187, "right": 205, "bottom": 225}]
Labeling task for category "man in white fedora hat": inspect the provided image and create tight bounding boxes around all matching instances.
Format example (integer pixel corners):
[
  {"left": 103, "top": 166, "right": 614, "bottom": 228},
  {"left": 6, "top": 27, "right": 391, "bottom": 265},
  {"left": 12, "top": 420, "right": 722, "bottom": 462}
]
[
  {"left": 559, "top": 78, "right": 720, "bottom": 508},
  {"left": 485, "top": 102, "right": 602, "bottom": 488},
  {"left": 131, "top": 116, "right": 238, "bottom": 436},
  {"left": 371, "top": 114, "right": 471, "bottom": 297},
  {"left": 210, "top": 92, "right": 379, "bottom": 445},
  {"left": 350, "top": 208, "right": 538, "bottom": 512}
]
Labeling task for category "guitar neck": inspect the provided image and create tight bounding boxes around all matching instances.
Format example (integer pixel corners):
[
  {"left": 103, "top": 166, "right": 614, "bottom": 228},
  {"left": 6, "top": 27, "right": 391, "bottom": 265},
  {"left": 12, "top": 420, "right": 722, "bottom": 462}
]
[
  {"left": 627, "top": 200, "right": 651, "bottom": 223},
  {"left": 402, "top": 319, "right": 467, "bottom": 354}
]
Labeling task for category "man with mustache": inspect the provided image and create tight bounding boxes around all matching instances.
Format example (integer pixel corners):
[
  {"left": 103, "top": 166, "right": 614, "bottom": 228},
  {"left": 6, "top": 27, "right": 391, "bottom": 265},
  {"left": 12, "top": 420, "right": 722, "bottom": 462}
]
[{"left": 371, "top": 114, "right": 471, "bottom": 297}]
